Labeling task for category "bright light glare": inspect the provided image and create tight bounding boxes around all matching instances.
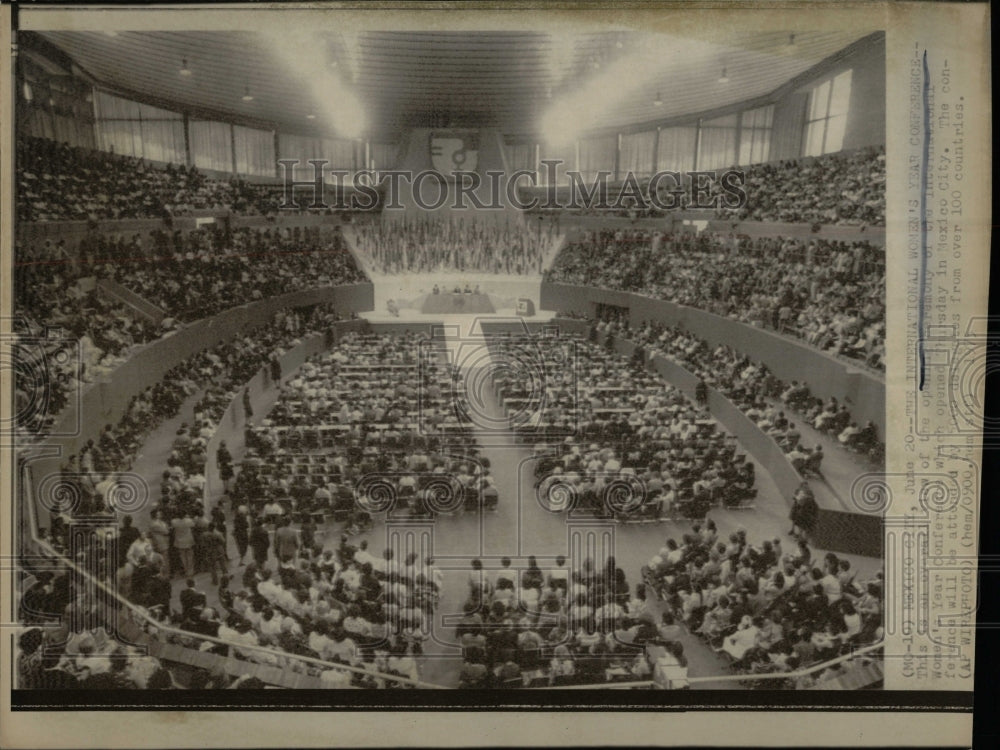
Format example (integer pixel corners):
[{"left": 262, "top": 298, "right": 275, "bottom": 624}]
[
  {"left": 541, "top": 32, "right": 739, "bottom": 139},
  {"left": 264, "top": 31, "right": 366, "bottom": 139},
  {"left": 541, "top": 109, "right": 581, "bottom": 147}
]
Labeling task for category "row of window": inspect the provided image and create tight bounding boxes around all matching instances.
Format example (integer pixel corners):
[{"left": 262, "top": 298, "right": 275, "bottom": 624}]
[
  {"left": 526, "top": 69, "right": 852, "bottom": 181},
  {"left": 22, "top": 70, "right": 853, "bottom": 179}
]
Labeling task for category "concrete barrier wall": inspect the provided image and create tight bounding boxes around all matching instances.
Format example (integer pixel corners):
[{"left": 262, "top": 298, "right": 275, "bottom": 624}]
[
  {"left": 25, "top": 284, "right": 374, "bottom": 525},
  {"left": 574, "top": 324, "right": 881, "bottom": 558},
  {"left": 15, "top": 213, "right": 345, "bottom": 252},
  {"left": 597, "top": 332, "right": 803, "bottom": 501},
  {"left": 201, "top": 319, "right": 366, "bottom": 507},
  {"left": 540, "top": 283, "right": 885, "bottom": 437},
  {"left": 534, "top": 214, "right": 884, "bottom": 246},
  {"left": 18, "top": 212, "right": 882, "bottom": 254}
]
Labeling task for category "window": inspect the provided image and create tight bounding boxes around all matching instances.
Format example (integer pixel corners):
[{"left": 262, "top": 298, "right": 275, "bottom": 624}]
[
  {"left": 322, "top": 137, "right": 356, "bottom": 171},
  {"left": 578, "top": 135, "right": 617, "bottom": 183},
  {"left": 619, "top": 131, "right": 657, "bottom": 178},
  {"left": 537, "top": 142, "right": 577, "bottom": 185},
  {"left": 505, "top": 142, "right": 536, "bottom": 178},
  {"left": 189, "top": 120, "right": 233, "bottom": 173},
  {"left": 94, "top": 91, "right": 185, "bottom": 163},
  {"left": 803, "top": 70, "right": 853, "bottom": 156},
  {"left": 18, "top": 55, "right": 97, "bottom": 149},
  {"left": 369, "top": 143, "right": 397, "bottom": 171},
  {"left": 696, "top": 113, "right": 738, "bottom": 170},
  {"left": 738, "top": 105, "right": 773, "bottom": 165},
  {"left": 656, "top": 126, "right": 697, "bottom": 173},
  {"left": 233, "top": 126, "right": 275, "bottom": 177}
]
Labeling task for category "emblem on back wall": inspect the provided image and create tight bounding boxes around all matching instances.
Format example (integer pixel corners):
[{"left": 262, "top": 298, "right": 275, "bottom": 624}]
[{"left": 429, "top": 132, "right": 480, "bottom": 174}]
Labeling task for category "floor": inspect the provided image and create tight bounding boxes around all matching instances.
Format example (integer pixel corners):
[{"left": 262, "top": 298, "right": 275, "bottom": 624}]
[{"left": 124, "top": 316, "right": 883, "bottom": 688}]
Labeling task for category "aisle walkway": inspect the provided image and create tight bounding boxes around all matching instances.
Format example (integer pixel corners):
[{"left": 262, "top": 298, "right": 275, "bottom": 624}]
[
  {"left": 124, "top": 322, "right": 882, "bottom": 689},
  {"left": 129, "top": 389, "right": 206, "bottom": 529}
]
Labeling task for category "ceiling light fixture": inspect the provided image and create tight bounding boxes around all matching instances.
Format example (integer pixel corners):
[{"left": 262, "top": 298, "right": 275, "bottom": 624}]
[
  {"left": 653, "top": 91, "right": 663, "bottom": 106},
  {"left": 104, "top": 31, "right": 118, "bottom": 38},
  {"left": 179, "top": 59, "right": 192, "bottom": 77},
  {"left": 241, "top": 86, "right": 254, "bottom": 102},
  {"left": 306, "top": 114, "right": 316, "bottom": 120},
  {"left": 787, "top": 33, "right": 797, "bottom": 49},
  {"left": 718, "top": 67, "right": 730, "bottom": 84}
]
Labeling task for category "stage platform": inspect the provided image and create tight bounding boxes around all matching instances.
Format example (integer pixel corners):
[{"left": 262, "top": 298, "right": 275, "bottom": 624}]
[
  {"left": 359, "top": 310, "right": 560, "bottom": 339},
  {"left": 370, "top": 273, "right": 542, "bottom": 318},
  {"left": 421, "top": 291, "right": 496, "bottom": 314}
]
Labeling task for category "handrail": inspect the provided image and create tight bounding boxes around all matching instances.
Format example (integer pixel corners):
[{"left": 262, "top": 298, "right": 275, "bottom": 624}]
[
  {"left": 95, "top": 277, "right": 167, "bottom": 325},
  {"left": 24, "top": 535, "right": 448, "bottom": 689},
  {"left": 686, "top": 642, "right": 883, "bottom": 685},
  {"left": 534, "top": 643, "right": 883, "bottom": 689},
  {"left": 18, "top": 441, "right": 446, "bottom": 690},
  {"left": 543, "top": 681, "right": 658, "bottom": 689}
]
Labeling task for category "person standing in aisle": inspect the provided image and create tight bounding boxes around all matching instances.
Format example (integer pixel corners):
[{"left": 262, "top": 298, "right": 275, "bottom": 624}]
[
  {"left": 249, "top": 517, "right": 270, "bottom": 567},
  {"left": 233, "top": 505, "right": 250, "bottom": 566},
  {"left": 171, "top": 512, "right": 196, "bottom": 578}
]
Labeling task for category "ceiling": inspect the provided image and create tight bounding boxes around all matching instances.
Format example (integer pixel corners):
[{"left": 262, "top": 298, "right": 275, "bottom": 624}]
[{"left": 35, "top": 29, "right": 879, "bottom": 143}]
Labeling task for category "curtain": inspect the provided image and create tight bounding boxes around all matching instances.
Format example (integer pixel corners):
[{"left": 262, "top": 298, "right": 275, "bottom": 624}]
[
  {"left": 234, "top": 125, "right": 276, "bottom": 177},
  {"left": 93, "top": 91, "right": 185, "bottom": 163},
  {"left": 696, "top": 113, "right": 738, "bottom": 170},
  {"left": 279, "top": 133, "right": 320, "bottom": 181},
  {"left": 738, "top": 105, "right": 774, "bottom": 165},
  {"left": 578, "top": 135, "right": 616, "bottom": 182},
  {"left": 619, "top": 131, "right": 656, "bottom": 178},
  {"left": 190, "top": 120, "right": 233, "bottom": 173},
  {"left": 369, "top": 142, "right": 397, "bottom": 171},
  {"left": 537, "top": 142, "right": 576, "bottom": 185},
  {"left": 139, "top": 120, "right": 186, "bottom": 165},
  {"left": 96, "top": 118, "right": 144, "bottom": 158},
  {"left": 321, "top": 137, "right": 356, "bottom": 171},
  {"left": 18, "top": 56, "right": 97, "bottom": 149},
  {"left": 94, "top": 90, "right": 141, "bottom": 120},
  {"left": 505, "top": 142, "right": 536, "bottom": 175},
  {"left": 656, "top": 126, "right": 697, "bottom": 173}
]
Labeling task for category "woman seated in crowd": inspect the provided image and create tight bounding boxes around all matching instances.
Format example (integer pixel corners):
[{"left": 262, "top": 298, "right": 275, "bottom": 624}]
[
  {"left": 514, "top": 337, "right": 758, "bottom": 521},
  {"left": 641, "top": 525, "right": 883, "bottom": 680},
  {"left": 546, "top": 229, "right": 884, "bottom": 371}
]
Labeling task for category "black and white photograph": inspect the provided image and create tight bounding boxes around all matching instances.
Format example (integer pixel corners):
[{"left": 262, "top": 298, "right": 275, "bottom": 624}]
[{"left": 0, "top": 3, "right": 988, "bottom": 748}]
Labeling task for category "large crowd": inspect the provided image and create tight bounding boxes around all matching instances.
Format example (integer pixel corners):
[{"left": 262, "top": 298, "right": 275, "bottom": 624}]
[
  {"left": 90, "top": 226, "right": 365, "bottom": 321},
  {"left": 454, "top": 554, "right": 686, "bottom": 687},
  {"left": 18, "top": 136, "right": 883, "bottom": 228},
  {"left": 547, "top": 230, "right": 885, "bottom": 371},
  {"left": 15, "top": 133, "right": 886, "bottom": 690},
  {"left": 11, "top": 280, "right": 163, "bottom": 436},
  {"left": 615, "top": 316, "right": 884, "bottom": 463},
  {"left": 642, "top": 523, "right": 883, "bottom": 685},
  {"left": 16, "top": 136, "right": 277, "bottom": 222},
  {"left": 713, "top": 147, "right": 886, "bottom": 227},
  {"left": 522, "top": 147, "right": 885, "bottom": 227},
  {"left": 26, "top": 311, "right": 436, "bottom": 689},
  {"left": 18, "top": 318, "right": 884, "bottom": 690},
  {"left": 350, "top": 217, "right": 557, "bottom": 275},
  {"left": 12, "top": 225, "right": 367, "bottom": 438},
  {"left": 47, "top": 310, "right": 319, "bottom": 530},
  {"left": 492, "top": 335, "right": 758, "bottom": 522},
  {"left": 237, "top": 332, "right": 494, "bottom": 526}
]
